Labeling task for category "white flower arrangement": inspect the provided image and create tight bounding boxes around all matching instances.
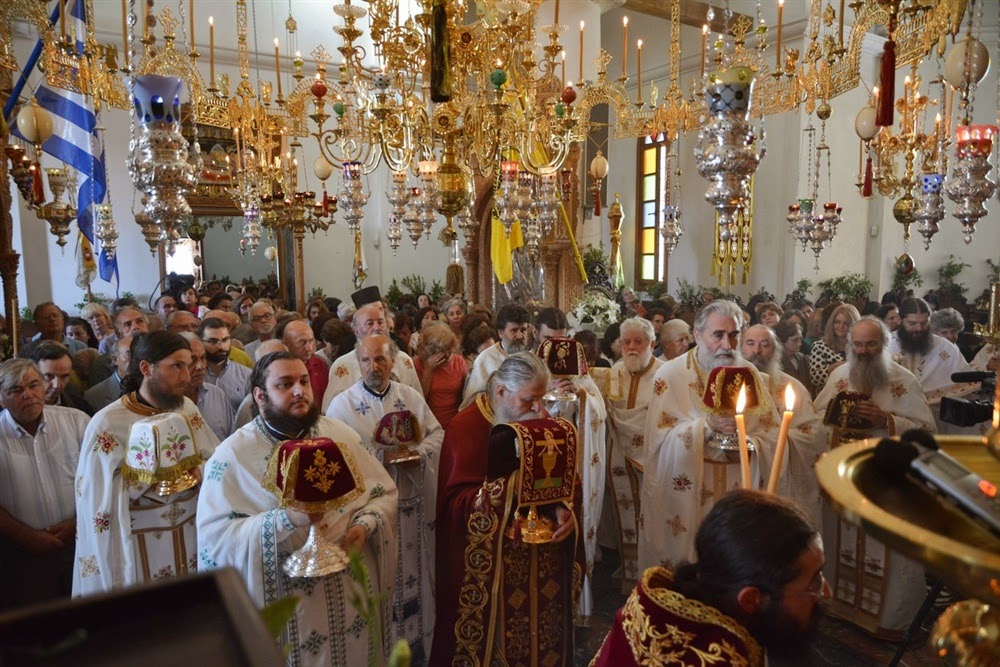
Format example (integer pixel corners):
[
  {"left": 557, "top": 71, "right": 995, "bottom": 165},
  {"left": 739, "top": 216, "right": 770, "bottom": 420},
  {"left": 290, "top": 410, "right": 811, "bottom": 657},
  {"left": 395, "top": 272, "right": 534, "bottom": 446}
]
[{"left": 567, "top": 291, "right": 621, "bottom": 332}]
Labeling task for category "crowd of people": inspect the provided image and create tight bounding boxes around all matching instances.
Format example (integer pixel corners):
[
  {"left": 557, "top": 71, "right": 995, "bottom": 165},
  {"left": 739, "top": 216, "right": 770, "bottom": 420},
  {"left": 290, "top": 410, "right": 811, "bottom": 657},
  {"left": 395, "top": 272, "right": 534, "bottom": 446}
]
[{"left": 1, "top": 279, "right": 996, "bottom": 666}]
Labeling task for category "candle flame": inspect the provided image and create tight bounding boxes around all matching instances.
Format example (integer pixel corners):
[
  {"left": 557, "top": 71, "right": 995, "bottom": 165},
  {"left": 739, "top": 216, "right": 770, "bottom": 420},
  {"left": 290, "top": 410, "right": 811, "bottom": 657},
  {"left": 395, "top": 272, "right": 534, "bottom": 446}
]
[
  {"left": 736, "top": 383, "right": 747, "bottom": 414},
  {"left": 778, "top": 0, "right": 784, "bottom": 6},
  {"left": 580, "top": 20, "right": 585, "bottom": 29},
  {"left": 208, "top": 16, "right": 213, "bottom": 26},
  {"left": 702, "top": 24, "right": 708, "bottom": 34},
  {"left": 274, "top": 37, "right": 280, "bottom": 48},
  {"left": 935, "top": 112, "right": 942, "bottom": 122},
  {"left": 785, "top": 383, "right": 795, "bottom": 411},
  {"left": 904, "top": 75, "right": 911, "bottom": 84},
  {"left": 623, "top": 16, "right": 628, "bottom": 27},
  {"left": 561, "top": 50, "right": 566, "bottom": 61},
  {"left": 638, "top": 39, "right": 643, "bottom": 49}
]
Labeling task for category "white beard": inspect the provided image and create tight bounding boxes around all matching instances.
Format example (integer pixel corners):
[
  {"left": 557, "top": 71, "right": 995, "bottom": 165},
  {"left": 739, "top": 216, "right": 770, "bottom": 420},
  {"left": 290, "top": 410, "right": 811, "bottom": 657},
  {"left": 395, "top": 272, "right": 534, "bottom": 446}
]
[
  {"left": 696, "top": 345, "right": 741, "bottom": 371},
  {"left": 623, "top": 349, "right": 653, "bottom": 373}
]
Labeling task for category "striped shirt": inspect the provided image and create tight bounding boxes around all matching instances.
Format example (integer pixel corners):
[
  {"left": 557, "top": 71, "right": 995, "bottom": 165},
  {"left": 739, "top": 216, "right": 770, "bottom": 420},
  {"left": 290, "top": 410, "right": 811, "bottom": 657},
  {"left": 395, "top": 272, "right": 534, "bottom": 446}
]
[
  {"left": 205, "top": 360, "right": 252, "bottom": 412},
  {"left": 197, "top": 383, "right": 236, "bottom": 441},
  {"left": 0, "top": 406, "right": 89, "bottom": 529}
]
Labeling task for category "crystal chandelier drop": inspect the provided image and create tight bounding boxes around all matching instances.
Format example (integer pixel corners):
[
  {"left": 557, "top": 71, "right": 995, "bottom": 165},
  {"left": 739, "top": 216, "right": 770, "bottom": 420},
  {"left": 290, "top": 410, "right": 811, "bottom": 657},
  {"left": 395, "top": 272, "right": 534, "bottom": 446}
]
[{"left": 385, "top": 170, "right": 409, "bottom": 255}]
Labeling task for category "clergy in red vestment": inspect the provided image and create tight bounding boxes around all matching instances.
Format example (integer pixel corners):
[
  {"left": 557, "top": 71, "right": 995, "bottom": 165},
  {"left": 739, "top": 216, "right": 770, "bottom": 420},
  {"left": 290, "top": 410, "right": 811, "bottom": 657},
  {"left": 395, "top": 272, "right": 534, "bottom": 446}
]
[
  {"left": 431, "top": 352, "right": 586, "bottom": 667},
  {"left": 591, "top": 490, "right": 830, "bottom": 667}
]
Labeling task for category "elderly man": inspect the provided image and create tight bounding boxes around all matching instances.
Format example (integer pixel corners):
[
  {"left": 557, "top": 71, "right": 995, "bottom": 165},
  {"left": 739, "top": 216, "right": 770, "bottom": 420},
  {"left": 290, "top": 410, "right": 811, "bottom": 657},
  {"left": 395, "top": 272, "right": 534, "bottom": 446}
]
[
  {"left": 461, "top": 303, "right": 531, "bottom": 408},
  {"left": 281, "top": 319, "right": 329, "bottom": 405},
  {"left": 0, "top": 359, "right": 90, "bottom": 608},
  {"left": 29, "top": 342, "right": 93, "bottom": 415},
  {"left": 656, "top": 318, "right": 692, "bottom": 360},
  {"left": 431, "top": 353, "right": 584, "bottom": 666},
  {"left": 326, "top": 335, "right": 442, "bottom": 662},
  {"left": 166, "top": 309, "right": 200, "bottom": 335},
  {"left": 603, "top": 317, "right": 665, "bottom": 589},
  {"left": 85, "top": 336, "right": 131, "bottom": 411},
  {"left": 741, "top": 325, "right": 826, "bottom": 528},
  {"left": 815, "top": 317, "right": 933, "bottom": 638},
  {"left": 640, "top": 300, "right": 781, "bottom": 573},
  {"left": 197, "top": 351, "right": 398, "bottom": 667},
  {"left": 322, "top": 303, "right": 421, "bottom": 410},
  {"left": 180, "top": 333, "right": 235, "bottom": 441},
  {"left": 21, "top": 303, "right": 87, "bottom": 358},
  {"left": 154, "top": 294, "right": 178, "bottom": 321},
  {"left": 74, "top": 331, "right": 220, "bottom": 596},
  {"left": 244, "top": 301, "right": 276, "bottom": 361},
  {"left": 198, "top": 317, "right": 251, "bottom": 413}
]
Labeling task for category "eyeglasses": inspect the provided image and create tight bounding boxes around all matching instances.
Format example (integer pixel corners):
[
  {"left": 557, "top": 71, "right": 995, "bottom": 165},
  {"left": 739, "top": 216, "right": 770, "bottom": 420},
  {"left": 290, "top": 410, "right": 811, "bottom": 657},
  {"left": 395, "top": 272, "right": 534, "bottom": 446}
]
[
  {"left": 251, "top": 314, "right": 274, "bottom": 323},
  {"left": 785, "top": 571, "right": 827, "bottom": 599},
  {"left": 202, "top": 336, "right": 232, "bottom": 346}
]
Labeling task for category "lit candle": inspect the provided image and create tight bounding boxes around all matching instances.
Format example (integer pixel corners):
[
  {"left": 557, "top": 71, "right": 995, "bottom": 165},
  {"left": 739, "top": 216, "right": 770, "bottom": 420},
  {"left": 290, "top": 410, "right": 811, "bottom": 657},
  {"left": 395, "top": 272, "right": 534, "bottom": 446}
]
[
  {"left": 637, "top": 39, "right": 643, "bottom": 103},
  {"left": 554, "top": 0, "right": 560, "bottom": 25},
  {"left": 776, "top": 0, "right": 784, "bottom": 71},
  {"left": 121, "top": 0, "right": 129, "bottom": 67},
  {"left": 189, "top": 0, "right": 194, "bottom": 51},
  {"left": 579, "top": 21, "right": 585, "bottom": 83},
  {"left": 233, "top": 128, "right": 242, "bottom": 171},
  {"left": 767, "top": 384, "right": 795, "bottom": 494},
  {"left": 561, "top": 50, "right": 566, "bottom": 89},
  {"left": 622, "top": 16, "right": 628, "bottom": 77},
  {"left": 934, "top": 111, "right": 942, "bottom": 145},
  {"left": 701, "top": 25, "right": 708, "bottom": 78},
  {"left": 735, "top": 383, "right": 751, "bottom": 489},
  {"left": 208, "top": 17, "right": 215, "bottom": 86},
  {"left": 274, "top": 38, "right": 283, "bottom": 98}
]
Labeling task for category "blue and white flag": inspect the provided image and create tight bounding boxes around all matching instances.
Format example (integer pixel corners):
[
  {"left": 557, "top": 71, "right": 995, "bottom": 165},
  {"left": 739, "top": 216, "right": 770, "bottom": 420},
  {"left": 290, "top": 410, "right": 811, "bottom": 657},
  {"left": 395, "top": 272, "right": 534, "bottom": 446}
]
[{"left": 10, "top": 0, "right": 118, "bottom": 288}]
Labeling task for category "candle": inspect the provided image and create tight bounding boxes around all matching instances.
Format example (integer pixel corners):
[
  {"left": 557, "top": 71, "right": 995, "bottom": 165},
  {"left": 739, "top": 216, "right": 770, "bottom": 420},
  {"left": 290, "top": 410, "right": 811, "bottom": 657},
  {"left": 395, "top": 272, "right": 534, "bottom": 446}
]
[
  {"left": 622, "top": 16, "right": 628, "bottom": 77},
  {"left": 274, "top": 38, "right": 283, "bottom": 98},
  {"left": 838, "top": 0, "right": 846, "bottom": 45},
  {"left": 233, "top": 128, "right": 242, "bottom": 171},
  {"left": 143, "top": 0, "right": 148, "bottom": 40},
  {"left": 579, "top": 21, "right": 585, "bottom": 82},
  {"left": 208, "top": 17, "right": 215, "bottom": 86},
  {"left": 767, "top": 384, "right": 796, "bottom": 494},
  {"left": 637, "top": 39, "right": 643, "bottom": 103},
  {"left": 561, "top": 50, "right": 566, "bottom": 89},
  {"left": 121, "top": 0, "right": 129, "bottom": 67},
  {"left": 735, "top": 383, "right": 751, "bottom": 489},
  {"left": 554, "top": 0, "right": 560, "bottom": 25},
  {"left": 776, "top": 0, "right": 784, "bottom": 71},
  {"left": 60, "top": 0, "right": 66, "bottom": 39},
  {"left": 189, "top": 0, "right": 194, "bottom": 51},
  {"left": 701, "top": 25, "right": 708, "bottom": 78}
]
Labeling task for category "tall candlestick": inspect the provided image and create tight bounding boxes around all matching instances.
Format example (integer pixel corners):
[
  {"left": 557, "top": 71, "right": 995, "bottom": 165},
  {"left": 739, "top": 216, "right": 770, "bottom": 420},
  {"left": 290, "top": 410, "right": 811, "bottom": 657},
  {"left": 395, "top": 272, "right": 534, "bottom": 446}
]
[
  {"left": 554, "top": 0, "right": 560, "bottom": 25},
  {"left": 189, "top": 0, "right": 195, "bottom": 50},
  {"left": 776, "top": 0, "right": 784, "bottom": 71},
  {"left": 274, "top": 38, "right": 283, "bottom": 98},
  {"left": 637, "top": 39, "right": 643, "bottom": 103},
  {"left": 701, "top": 24, "right": 708, "bottom": 78},
  {"left": 622, "top": 16, "right": 628, "bottom": 77},
  {"left": 767, "top": 385, "right": 796, "bottom": 494},
  {"left": 209, "top": 17, "right": 215, "bottom": 85},
  {"left": 735, "top": 384, "right": 751, "bottom": 489},
  {"left": 121, "top": 0, "right": 129, "bottom": 67},
  {"left": 579, "top": 21, "right": 585, "bottom": 83}
]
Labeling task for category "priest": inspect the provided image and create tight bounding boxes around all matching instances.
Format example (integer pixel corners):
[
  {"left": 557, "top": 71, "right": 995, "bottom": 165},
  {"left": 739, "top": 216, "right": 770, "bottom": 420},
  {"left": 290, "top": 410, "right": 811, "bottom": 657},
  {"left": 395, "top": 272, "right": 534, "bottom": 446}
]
[
  {"left": 639, "top": 300, "right": 780, "bottom": 573},
  {"left": 326, "top": 335, "right": 442, "bottom": 663},
  {"left": 197, "top": 351, "right": 398, "bottom": 666},
  {"left": 460, "top": 303, "right": 532, "bottom": 408}
]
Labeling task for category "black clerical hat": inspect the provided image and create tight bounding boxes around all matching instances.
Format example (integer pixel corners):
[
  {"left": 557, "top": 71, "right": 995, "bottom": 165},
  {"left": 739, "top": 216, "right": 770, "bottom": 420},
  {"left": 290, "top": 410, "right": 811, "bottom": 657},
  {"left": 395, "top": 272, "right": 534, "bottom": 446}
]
[{"left": 351, "top": 286, "right": 382, "bottom": 309}]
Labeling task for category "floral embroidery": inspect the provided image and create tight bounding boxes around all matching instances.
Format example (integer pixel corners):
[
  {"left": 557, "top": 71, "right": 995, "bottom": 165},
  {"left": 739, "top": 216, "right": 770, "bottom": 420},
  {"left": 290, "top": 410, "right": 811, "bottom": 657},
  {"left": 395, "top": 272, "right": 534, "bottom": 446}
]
[
  {"left": 759, "top": 412, "right": 778, "bottom": 431},
  {"left": 667, "top": 514, "right": 687, "bottom": 537},
  {"left": 354, "top": 401, "right": 371, "bottom": 416},
  {"left": 303, "top": 450, "right": 341, "bottom": 493},
  {"left": 369, "top": 484, "right": 387, "bottom": 500},
  {"left": 162, "top": 430, "right": 191, "bottom": 463},
  {"left": 890, "top": 383, "right": 906, "bottom": 398},
  {"left": 679, "top": 427, "right": 695, "bottom": 449},
  {"left": 189, "top": 413, "right": 205, "bottom": 431},
  {"left": 611, "top": 465, "right": 626, "bottom": 477},
  {"left": 200, "top": 549, "right": 218, "bottom": 569},
  {"left": 93, "top": 512, "right": 110, "bottom": 533},
  {"left": 797, "top": 423, "right": 814, "bottom": 436},
  {"left": 591, "top": 453, "right": 600, "bottom": 467},
  {"left": 393, "top": 398, "right": 407, "bottom": 411},
  {"left": 631, "top": 434, "right": 644, "bottom": 449},
  {"left": 939, "top": 350, "right": 950, "bottom": 361},
  {"left": 836, "top": 379, "right": 849, "bottom": 393},
  {"left": 402, "top": 358, "right": 413, "bottom": 370},
  {"left": 672, "top": 474, "right": 693, "bottom": 492},
  {"left": 334, "top": 365, "right": 349, "bottom": 377},
  {"left": 653, "top": 379, "right": 666, "bottom": 395},
  {"left": 657, "top": 411, "right": 677, "bottom": 430},
  {"left": 207, "top": 460, "right": 230, "bottom": 482},
  {"left": 299, "top": 630, "right": 328, "bottom": 655},
  {"left": 93, "top": 431, "right": 120, "bottom": 455},
  {"left": 79, "top": 555, "right": 100, "bottom": 578},
  {"left": 153, "top": 565, "right": 174, "bottom": 579}
]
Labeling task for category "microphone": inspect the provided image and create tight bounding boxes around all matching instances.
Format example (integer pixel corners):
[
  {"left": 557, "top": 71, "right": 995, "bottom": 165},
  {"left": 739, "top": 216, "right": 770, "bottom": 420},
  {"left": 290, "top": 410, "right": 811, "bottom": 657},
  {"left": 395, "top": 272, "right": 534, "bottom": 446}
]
[
  {"left": 951, "top": 371, "right": 993, "bottom": 383},
  {"left": 899, "top": 428, "right": 938, "bottom": 451},
  {"left": 873, "top": 438, "right": 1000, "bottom": 537}
]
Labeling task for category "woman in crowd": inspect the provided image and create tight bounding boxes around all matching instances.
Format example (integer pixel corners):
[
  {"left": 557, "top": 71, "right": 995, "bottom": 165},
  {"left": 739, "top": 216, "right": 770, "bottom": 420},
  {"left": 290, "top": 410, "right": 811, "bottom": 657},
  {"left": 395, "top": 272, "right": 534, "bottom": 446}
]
[
  {"left": 930, "top": 308, "right": 964, "bottom": 345},
  {"left": 442, "top": 298, "right": 467, "bottom": 346},
  {"left": 600, "top": 322, "right": 623, "bottom": 366},
  {"left": 574, "top": 330, "right": 609, "bottom": 368},
  {"left": 779, "top": 310, "right": 810, "bottom": 354},
  {"left": 392, "top": 312, "right": 416, "bottom": 356},
  {"left": 462, "top": 322, "right": 496, "bottom": 372},
  {"left": 775, "top": 320, "right": 814, "bottom": 397},
  {"left": 79, "top": 303, "right": 114, "bottom": 343},
  {"left": 876, "top": 304, "right": 901, "bottom": 332},
  {"left": 306, "top": 298, "right": 330, "bottom": 327},
  {"left": 317, "top": 317, "right": 356, "bottom": 367},
  {"left": 807, "top": 303, "right": 859, "bottom": 392},
  {"left": 414, "top": 323, "right": 469, "bottom": 428},
  {"left": 756, "top": 301, "right": 783, "bottom": 328},
  {"left": 65, "top": 317, "right": 99, "bottom": 349}
]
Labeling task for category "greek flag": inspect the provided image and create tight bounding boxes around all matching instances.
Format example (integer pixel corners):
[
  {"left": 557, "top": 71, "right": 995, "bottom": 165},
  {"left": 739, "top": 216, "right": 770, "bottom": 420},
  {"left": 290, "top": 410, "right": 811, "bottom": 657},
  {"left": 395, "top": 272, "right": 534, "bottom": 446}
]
[{"left": 9, "top": 0, "right": 118, "bottom": 288}]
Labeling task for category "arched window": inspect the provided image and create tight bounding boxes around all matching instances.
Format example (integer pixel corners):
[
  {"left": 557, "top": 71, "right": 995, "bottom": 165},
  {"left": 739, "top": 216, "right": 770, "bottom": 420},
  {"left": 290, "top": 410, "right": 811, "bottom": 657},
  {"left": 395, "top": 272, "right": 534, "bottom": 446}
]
[{"left": 634, "top": 132, "right": 669, "bottom": 288}]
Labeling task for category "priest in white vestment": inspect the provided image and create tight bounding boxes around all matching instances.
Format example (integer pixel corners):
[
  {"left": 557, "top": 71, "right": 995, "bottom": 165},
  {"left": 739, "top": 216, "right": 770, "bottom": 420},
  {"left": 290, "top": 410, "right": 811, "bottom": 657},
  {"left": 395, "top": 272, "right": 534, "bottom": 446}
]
[
  {"left": 601, "top": 317, "right": 663, "bottom": 589},
  {"left": 460, "top": 303, "right": 533, "bottom": 409},
  {"left": 814, "top": 317, "right": 935, "bottom": 639},
  {"left": 326, "top": 335, "right": 441, "bottom": 664},
  {"left": 74, "top": 331, "right": 219, "bottom": 596},
  {"left": 640, "top": 300, "right": 781, "bottom": 573},
  {"left": 198, "top": 352, "right": 398, "bottom": 667},
  {"left": 322, "top": 303, "right": 421, "bottom": 411},
  {"left": 741, "top": 325, "right": 827, "bottom": 528}
]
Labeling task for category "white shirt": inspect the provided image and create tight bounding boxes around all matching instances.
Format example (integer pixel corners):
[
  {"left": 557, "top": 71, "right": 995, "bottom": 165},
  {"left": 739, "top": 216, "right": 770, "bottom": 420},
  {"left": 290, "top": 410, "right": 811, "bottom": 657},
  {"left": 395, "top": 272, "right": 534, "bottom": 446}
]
[
  {"left": 205, "top": 360, "right": 252, "bottom": 412},
  {"left": 0, "top": 406, "right": 89, "bottom": 529}
]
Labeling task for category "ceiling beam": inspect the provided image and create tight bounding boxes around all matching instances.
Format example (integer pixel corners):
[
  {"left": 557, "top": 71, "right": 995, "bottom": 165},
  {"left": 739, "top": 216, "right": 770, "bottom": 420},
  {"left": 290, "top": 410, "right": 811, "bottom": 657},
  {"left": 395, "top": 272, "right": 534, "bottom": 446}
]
[{"left": 622, "top": 0, "right": 752, "bottom": 34}]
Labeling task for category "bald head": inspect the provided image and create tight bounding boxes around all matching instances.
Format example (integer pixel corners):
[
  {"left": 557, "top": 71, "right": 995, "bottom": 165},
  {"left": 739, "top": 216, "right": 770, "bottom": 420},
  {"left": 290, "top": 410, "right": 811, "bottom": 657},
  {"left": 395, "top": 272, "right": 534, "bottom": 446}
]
[
  {"left": 352, "top": 303, "right": 388, "bottom": 338},
  {"left": 257, "top": 339, "right": 288, "bottom": 358},
  {"left": 166, "top": 310, "right": 200, "bottom": 334},
  {"left": 358, "top": 334, "right": 395, "bottom": 392},
  {"left": 205, "top": 309, "right": 240, "bottom": 332},
  {"left": 282, "top": 319, "right": 316, "bottom": 363}
]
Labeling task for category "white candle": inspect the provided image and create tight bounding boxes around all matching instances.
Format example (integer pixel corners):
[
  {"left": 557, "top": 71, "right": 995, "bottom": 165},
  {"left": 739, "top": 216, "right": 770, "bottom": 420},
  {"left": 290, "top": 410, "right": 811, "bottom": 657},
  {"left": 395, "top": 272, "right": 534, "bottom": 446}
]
[
  {"left": 767, "top": 384, "right": 796, "bottom": 494},
  {"left": 274, "top": 38, "right": 283, "bottom": 98},
  {"left": 637, "top": 39, "right": 643, "bottom": 103},
  {"left": 208, "top": 17, "right": 215, "bottom": 85},
  {"left": 735, "top": 384, "right": 751, "bottom": 489},
  {"left": 701, "top": 24, "right": 707, "bottom": 78},
  {"left": 622, "top": 16, "right": 628, "bottom": 77},
  {"left": 776, "top": 0, "right": 784, "bottom": 71},
  {"left": 579, "top": 21, "right": 585, "bottom": 82}
]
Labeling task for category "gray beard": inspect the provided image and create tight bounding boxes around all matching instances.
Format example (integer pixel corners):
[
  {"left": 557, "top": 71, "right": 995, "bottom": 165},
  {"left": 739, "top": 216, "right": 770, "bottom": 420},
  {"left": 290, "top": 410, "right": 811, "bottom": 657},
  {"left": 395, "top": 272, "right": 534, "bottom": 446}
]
[
  {"left": 897, "top": 327, "right": 932, "bottom": 356},
  {"left": 849, "top": 353, "right": 890, "bottom": 395},
  {"left": 623, "top": 350, "right": 653, "bottom": 373},
  {"left": 696, "top": 345, "right": 741, "bottom": 371},
  {"left": 746, "top": 352, "right": 781, "bottom": 378},
  {"left": 504, "top": 339, "right": 528, "bottom": 354}
]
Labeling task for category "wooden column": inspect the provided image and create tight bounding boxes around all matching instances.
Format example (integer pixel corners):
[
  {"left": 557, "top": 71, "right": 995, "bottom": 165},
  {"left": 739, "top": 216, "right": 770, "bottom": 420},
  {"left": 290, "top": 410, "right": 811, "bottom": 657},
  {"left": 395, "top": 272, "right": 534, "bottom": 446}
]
[{"left": 0, "top": 68, "right": 22, "bottom": 353}]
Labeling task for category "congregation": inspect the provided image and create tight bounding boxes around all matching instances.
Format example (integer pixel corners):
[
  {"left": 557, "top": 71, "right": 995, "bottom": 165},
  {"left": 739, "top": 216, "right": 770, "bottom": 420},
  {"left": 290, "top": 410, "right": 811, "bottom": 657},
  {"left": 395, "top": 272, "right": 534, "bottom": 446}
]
[{"left": 1, "top": 279, "right": 996, "bottom": 667}]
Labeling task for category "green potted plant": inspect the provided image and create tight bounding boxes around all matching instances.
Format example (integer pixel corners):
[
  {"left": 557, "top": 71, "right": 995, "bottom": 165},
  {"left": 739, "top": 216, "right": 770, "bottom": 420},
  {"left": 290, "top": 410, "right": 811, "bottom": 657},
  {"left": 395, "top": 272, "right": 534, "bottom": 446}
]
[
  {"left": 817, "top": 272, "right": 874, "bottom": 308},
  {"left": 936, "top": 254, "right": 970, "bottom": 309}
]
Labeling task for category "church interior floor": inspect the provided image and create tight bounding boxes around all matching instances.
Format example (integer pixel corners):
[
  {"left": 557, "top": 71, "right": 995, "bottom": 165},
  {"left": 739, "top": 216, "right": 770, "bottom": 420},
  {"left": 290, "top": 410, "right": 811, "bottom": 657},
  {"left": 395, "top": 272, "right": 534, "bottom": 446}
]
[{"left": 575, "top": 548, "right": 945, "bottom": 667}]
